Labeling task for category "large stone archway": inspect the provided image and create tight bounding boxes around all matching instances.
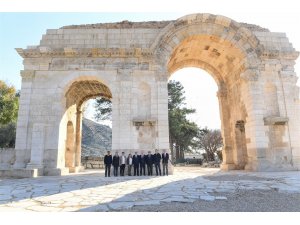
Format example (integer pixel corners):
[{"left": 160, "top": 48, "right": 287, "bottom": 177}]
[{"left": 5, "top": 13, "right": 299, "bottom": 177}]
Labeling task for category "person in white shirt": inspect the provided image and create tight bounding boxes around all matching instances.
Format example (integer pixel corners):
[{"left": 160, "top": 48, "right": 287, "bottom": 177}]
[
  {"left": 127, "top": 153, "right": 133, "bottom": 176},
  {"left": 120, "top": 152, "right": 126, "bottom": 176}
]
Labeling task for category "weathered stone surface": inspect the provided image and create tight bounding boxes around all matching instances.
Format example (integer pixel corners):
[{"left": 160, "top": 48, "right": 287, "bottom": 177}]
[
  {"left": 1, "top": 13, "right": 299, "bottom": 177},
  {"left": 0, "top": 167, "right": 300, "bottom": 211}
]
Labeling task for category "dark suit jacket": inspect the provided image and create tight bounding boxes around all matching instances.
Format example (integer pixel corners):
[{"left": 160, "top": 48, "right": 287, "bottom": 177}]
[
  {"left": 162, "top": 153, "right": 169, "bottom": 164},
  {"left": 104, "top": 155, "right": 112, "bottom": 165},
  {"left": 153, "top": 153, "right": 161, "bottom": 164},
  {"left": 132, "top": 155, "right": 140, "bottom": 165},
  {"left": 112, "top": 155, "right": 120, "bottom": 167},
  {"left": 139, "top": 155, "right": 146, "bottom": 165},
  {"left": 145, "top": 154, "right": 153, "bottom": 165}
]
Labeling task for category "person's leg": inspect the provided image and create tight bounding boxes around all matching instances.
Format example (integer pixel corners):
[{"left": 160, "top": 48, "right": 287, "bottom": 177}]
[
  {"left": 108, "top": 165, "right": 111, "bottom": 177},
  {"left": 155, "top": 164, "right": 158, "bottom": 176},
  {"left": 163, "top": 163, "right": 165, "bottom": 175},
  {"left": 143, "top": 165, "right": 146, "bottom": 176},
  {"left": 158, "top": 164, "right": 161, "bottom": 176},
  {"left": 137, "top": 165, "right": 139, "bottom": 176},
  {"left": 105, "top": 165, "right": 107, "bottom": 177},
  {"left": 166, "top": 164, "right": 168, "bottom": 175}
]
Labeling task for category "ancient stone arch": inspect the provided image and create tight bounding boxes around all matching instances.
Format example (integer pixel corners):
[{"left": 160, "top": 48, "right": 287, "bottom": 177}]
[{"left": 5, "top": 13, "right": 299, "bottom": 177}]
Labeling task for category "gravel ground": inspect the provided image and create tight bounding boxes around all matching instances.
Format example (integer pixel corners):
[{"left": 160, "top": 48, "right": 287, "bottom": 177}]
[{"left": 119, "top": 190, "right": 300, "bottom": 212}]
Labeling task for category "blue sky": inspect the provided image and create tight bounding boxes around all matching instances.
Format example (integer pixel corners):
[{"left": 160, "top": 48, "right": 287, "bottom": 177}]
[{"left": 0, "top": 12, "right": 184, "bottom": 89}]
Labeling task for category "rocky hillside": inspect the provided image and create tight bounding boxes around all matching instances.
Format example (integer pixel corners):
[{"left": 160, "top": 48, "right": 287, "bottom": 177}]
[{"left": 81, "top": 118, "right": 112, "bottom": 157}]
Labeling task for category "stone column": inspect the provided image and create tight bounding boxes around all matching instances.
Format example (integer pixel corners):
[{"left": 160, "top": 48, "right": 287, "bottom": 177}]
[
  {"left": 14, "top": 70, "right": 35, "bottom": 168},
  {"left": 278, "top": 70, "right": 300, "bottom": 170},
  {"left": 114, "top": 69, "right": 133, "bottom": 155},
  {"left": 241, "top": 69, "right": 269, "bottom": 171},
  {"left": 111, "top": 94, "right": 120, "bottom": 152},
  {"left": 75, "top": 110, "right": 82, "bottom": 169},
  {"left": 156, "top": 79, "right": 170, "bottom": 152},
  {"left": 26, "top": 123, "right": 45, "bottom": 170},
  {"left": 217, "top": 87, "right": 235, "bottom": 170}
]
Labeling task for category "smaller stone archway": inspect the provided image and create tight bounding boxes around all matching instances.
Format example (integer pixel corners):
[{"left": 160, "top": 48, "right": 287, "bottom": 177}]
[{"left": 58, "top": 78, "right": 112, "bottom": 173}]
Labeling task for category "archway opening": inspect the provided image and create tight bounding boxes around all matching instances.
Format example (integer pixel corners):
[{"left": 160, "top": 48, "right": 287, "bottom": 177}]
[
  {"left": 63, "top": 79, "right": 112, "bottom": 172},
  {"left": 167, "top": 34, "right": 250, "bottom": 170},
  {"left": 168, "top": 67, "right": 221, "bottom": 164},
  {"left": 81, "top": 97, "right": 112, "bottom": 169}
]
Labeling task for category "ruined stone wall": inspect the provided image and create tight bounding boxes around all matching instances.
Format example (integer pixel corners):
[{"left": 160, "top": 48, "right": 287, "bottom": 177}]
[{"left": 0, "top": 149, "right": 15, "bottom": 169}]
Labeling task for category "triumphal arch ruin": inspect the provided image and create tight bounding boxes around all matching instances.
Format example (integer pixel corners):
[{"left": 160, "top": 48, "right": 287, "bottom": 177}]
[{"left": 5, "top": 13, "right": 300, "bottom": 177}]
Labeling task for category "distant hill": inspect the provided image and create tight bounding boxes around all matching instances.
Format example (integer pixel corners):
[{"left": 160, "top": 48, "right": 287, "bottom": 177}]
[{"left": 81, "top": 117, "right": 112, "bottom": 157}]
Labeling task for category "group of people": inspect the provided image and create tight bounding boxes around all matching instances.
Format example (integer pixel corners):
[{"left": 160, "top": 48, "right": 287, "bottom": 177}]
[{"left": 103, "top": 149, "right": 169, "bottom": 177}]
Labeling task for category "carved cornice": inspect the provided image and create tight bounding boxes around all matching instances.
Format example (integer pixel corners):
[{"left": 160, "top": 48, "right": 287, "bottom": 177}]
[
  {"left": 15, "top": 47, "right": 153, "bottom": 59},
  {"left": 20, "top": 70, "right": 35, "bottom": 80}
]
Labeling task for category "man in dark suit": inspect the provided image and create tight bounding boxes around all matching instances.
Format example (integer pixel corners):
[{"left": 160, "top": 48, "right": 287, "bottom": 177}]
[
  {"left": 112, "top": 151, "right": 120, "bottom": 177},
  {"left": 104, "top": 150, "right": 112, "bottom": 177},
  {"left": 153, "top": 149, "right": 162, "bottom": 176},
  {"left": 162, "top": 149, "right": 169, "bottom": 176},
  {"left": 132, "top": 151, "right": 140, "bottom": 176},
  {"left": 145, "top": 151, "right": 153, "bottom": 176},
  {"left": 139, "top": 151, "right": 146, "bottom": 176}
]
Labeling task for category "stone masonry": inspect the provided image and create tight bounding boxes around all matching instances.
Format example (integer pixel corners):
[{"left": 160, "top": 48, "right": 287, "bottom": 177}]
[{"left": 1, "top": 13, "right": 299, "bottom": 177}]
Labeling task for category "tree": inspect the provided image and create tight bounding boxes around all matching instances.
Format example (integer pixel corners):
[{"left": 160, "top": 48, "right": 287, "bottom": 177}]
[
  {"left": 0, "top": 80, "right": 19, "bottom": 124},
  {"left": 168, "top": 80, "right": 199, "bottom": 161},
  {"left": 196, "top": 128, "right": 223, "bottom": 161},
  {"left": 0, "top": 122, "right": 16, "bottom": 148},
  {"left": 0, "top": 80, "right": 19, "bottom": 148},
  {"left": 94, "top": 97, "right": 112, "bottom": 121}
]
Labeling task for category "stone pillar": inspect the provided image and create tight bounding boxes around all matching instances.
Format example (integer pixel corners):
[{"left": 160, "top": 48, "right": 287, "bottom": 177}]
[
  {"left": 74, "top": 110, "right": 82, "bottom": 170},
  {"left": 26, "top": 123, "right": 45, "bottom": 170},
  {"left": 278, "top": 70, "right": 300, "bottom": 169},
  {"left": 217, "top": 87, "right": 235, "bottom": 170},
  {"left": 241, "top": 69, "right": 269, "bottom": 171},
  {"left": 111, "top": 94, "right": 120, "bottom": 152},
  {"left": 156, "top": 79, "right": 170, "bottom": 152},
  {"left": 14, "top": 70, "right": 34, "bottom": 168},
  {"left": 113, "top": 69, "right": 133, "bottom": 154}
]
